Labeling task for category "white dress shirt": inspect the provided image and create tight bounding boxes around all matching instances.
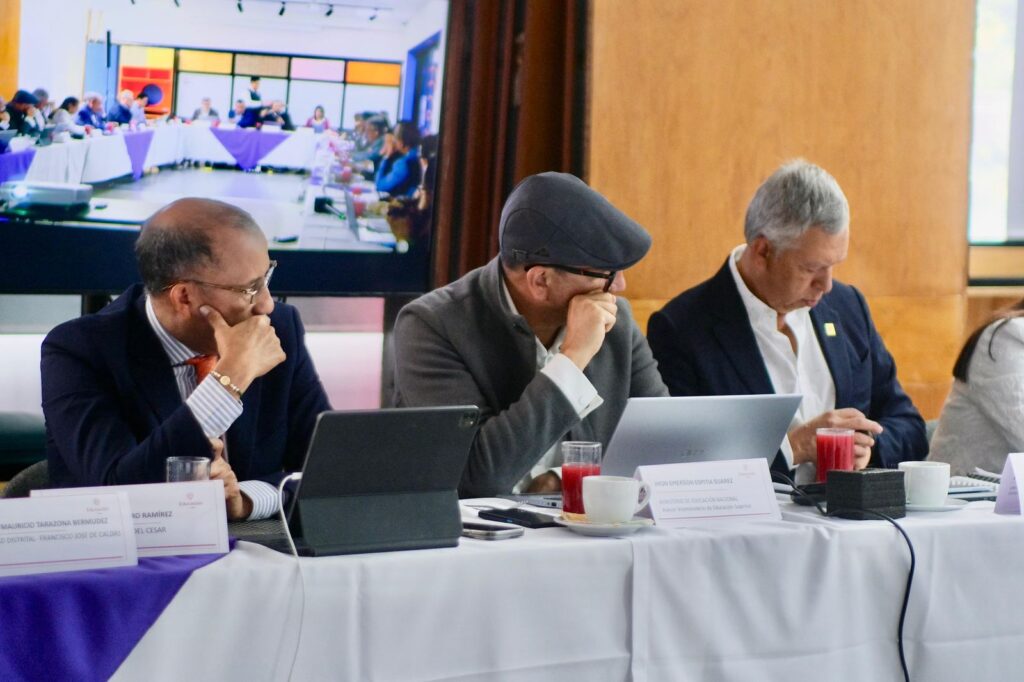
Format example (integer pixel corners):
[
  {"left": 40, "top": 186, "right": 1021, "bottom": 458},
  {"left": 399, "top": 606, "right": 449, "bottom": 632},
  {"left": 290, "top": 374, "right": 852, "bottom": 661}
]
[
  {"left": 500, "top": 277, "right": 603, "bottom": 492},
  {"left": 728, "top": 245, "right": 835, "bottom": 478},
  {"left": 145, "top": 297, "right": 278, "bottom": 519}
]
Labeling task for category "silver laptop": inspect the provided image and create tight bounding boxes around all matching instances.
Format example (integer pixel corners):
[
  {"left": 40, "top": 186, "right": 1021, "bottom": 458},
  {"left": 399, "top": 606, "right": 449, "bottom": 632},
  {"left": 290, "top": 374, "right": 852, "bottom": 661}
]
[{"left": 601, "top": 394, "right": 802, "bottom": 476}]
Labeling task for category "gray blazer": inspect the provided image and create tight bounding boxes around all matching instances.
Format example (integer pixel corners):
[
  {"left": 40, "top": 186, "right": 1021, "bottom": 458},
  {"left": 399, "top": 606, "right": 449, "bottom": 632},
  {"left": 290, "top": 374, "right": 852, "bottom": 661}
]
[{"left": 392, "top": 257, "right": 668, "bottom": 497}]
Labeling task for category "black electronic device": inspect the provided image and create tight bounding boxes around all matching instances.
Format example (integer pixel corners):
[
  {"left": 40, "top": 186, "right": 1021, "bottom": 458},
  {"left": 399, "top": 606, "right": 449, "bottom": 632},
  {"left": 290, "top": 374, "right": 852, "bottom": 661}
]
[
  {"left": 461, "top": 520, "right": 524, "bottom": 540},
  {"left": 478, "top": 507, "right": 561, "bottom": 529},
  {"left": 247, "top": 406, "right": 480, "bottom": 556},
  {"left": 826, "top": 469, "right": 906, "bottom": 520},
  {"left": 790, "top": 482, "right": 827, "bottom": 507}
]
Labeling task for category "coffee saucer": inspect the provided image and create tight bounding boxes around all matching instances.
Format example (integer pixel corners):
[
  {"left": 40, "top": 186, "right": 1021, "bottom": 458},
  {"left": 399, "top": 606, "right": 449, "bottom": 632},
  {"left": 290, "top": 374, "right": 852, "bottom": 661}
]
[
  {"left": 905, "top": 497, "right": 969, "bottom": 513},
  {"left": 554, "top": 515, "right": 654, "bottom": 537}
]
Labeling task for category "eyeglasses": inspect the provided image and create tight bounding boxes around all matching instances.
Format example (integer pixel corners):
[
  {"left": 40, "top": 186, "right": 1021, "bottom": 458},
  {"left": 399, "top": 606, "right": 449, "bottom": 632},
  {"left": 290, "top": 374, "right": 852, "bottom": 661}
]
[
  {"left": 524, "top": 263, "right": 618, "bottom": 293},
  {"left": 164, "top": 260, "right": 277, "bottom": 304}
]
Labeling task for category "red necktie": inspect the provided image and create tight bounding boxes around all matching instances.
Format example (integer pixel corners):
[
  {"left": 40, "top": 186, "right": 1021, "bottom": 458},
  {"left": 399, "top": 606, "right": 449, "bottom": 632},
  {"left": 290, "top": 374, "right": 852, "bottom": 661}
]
[{"left": 184, "top": 355, "right": 218, "bottom": 384}]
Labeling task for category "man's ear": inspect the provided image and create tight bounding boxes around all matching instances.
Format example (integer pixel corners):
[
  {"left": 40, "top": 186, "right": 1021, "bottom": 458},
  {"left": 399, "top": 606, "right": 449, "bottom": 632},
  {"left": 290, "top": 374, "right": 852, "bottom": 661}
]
[
  {"left": 749, "top": 236, "right": 774, "bottom": 270},
  {"left": 163, "top": 283, "right": 195, "bottom": 319},
  {"left": 523, "top": 266, "right": 554, "bottom": 303}
]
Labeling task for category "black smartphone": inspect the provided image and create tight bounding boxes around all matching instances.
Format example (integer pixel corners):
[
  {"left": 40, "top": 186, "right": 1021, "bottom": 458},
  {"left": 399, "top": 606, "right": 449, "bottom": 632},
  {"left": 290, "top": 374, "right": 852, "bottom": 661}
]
[
  {"left": 461, "top": 521, "right": 524, "bottom": 540},
  {"left": 478, "top": 508, "right": 561, "bottom": 528}
]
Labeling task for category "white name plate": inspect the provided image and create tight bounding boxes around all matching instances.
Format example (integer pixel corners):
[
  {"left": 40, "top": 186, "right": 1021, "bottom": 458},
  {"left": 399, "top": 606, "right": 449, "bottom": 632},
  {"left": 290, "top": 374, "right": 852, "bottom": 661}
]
[
  {"left": 35, "top": 481, "right": 229, "bottom": 557},
  {"left": 636, "top": 458, "right": 781, "bottom": 528},
  {"left": 995, "top": 453, "right": 1024, "bottom": 515},
  {"left": 0, "top": 492, "right": 137, "bottom": 578}
]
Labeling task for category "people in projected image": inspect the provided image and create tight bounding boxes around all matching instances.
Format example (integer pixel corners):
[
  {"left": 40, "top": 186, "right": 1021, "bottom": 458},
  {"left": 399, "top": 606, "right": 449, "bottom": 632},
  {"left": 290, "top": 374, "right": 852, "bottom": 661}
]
[
  {"left": 238, "top": 76, "right": 264, "bottom": 128},
  {"left": 50, "top": 97, "right": 85, "bottom": 136},
  {"left": 259, "top": 100, "right": 294, "bottom": 130},
  {"left": 305, "top": 105, "right": 330, "bottom": 132},
  {"left": 130, "top": 93, "right": 148, "bottom": 126},
  {"left": 30, "top": 88, "right": 50, "bottom": 130},
  {"left": 352, "top": 116, "right": 387, "bottom": 174},
  {"left": 40, "top": 198, "right": 331, "bottom": 521},
  {"left": 76, "top": 92, "right": 105, "bottom": 129},
  {"left": 929, "top": 298, "right": 1024, "bottom": 476},
  {"left": 107, "top": 89, "right": 134, "bottom": 125},
  {"left": 376, "top": 120, "right": 421, "bottom": 197},
  {"left": 392, "top": 172, "right": 669, "bottom": 497},
  {"left": 227, "top": 99, "right": 246, "bottom": 122},
  {"left": 192, "top": 97, "right": 220, "bottom": 122},
  {"left": 646, "top": 160, "right": 928, "bottom": 482},
  {"left": 5, "top": 90, "right": 42, "bottom": 136}
]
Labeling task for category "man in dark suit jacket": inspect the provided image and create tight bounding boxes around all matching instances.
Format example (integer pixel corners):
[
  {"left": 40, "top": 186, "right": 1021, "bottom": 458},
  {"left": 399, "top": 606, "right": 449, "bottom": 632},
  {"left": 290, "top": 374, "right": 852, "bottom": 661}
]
[
  {"left": 648, "top": 161, "right": 926, "bottom": 478},
  {"left": 42, "top": 198, "right": 331, "bottom": 519}
]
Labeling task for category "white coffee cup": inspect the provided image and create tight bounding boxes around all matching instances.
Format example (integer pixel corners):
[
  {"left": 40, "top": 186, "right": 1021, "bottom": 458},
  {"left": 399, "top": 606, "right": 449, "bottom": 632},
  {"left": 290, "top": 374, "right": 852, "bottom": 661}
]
[
  {"left": 898, "top": 461, "right": 950, "bottom": 507},
  {"left": 582, "top": 476, "right": 651, "bottom": 524}
]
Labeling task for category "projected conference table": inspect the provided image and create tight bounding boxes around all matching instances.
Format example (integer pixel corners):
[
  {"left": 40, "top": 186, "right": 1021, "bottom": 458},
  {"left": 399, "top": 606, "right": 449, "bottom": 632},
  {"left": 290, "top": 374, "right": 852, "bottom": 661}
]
[
  {"left": 4, "top": 125, "right": 323, "bottom": 187},
  {"left": 110, "top": 500, "right": 1024, "bottom": 681}
]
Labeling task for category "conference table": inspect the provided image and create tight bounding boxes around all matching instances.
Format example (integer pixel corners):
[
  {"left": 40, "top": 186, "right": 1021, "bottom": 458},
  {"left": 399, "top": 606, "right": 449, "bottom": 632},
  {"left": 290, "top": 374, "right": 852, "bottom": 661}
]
[
  {"left": 106, "top": 499, "right": 1024, "bottom": 681},
  {"left": 0, "top": 125, "right": 322, "bottom": 186}
]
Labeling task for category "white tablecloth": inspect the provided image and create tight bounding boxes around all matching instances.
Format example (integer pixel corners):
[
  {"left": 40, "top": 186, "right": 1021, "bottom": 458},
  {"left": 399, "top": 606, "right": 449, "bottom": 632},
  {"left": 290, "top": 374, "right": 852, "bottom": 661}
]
[
  {"left": 24, "top": 140, "right": 89, "bottom": 184},
  {"left": 258, "top": 129, "right": 319, "bottom": 169},
  {"left": 181, "top": 126, "right": 237, "bottom": 165},
  {"left": 15, "top": 126, "right": 318, "bottom": 187},
  {"left": 80, "top": 134, "right": 133, "bottom": 184},
  {"left": 112, "top": 500, "right": 1024, "bottom": 681}
]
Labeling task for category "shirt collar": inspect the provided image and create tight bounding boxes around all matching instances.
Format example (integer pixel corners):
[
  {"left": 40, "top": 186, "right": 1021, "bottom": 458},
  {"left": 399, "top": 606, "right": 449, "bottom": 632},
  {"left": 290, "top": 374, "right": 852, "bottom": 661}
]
[
  {"left": 144, "top": 295, "right": 203, "bottom": 365},
  {"left": 727, "top": 244, "right": 807, "bottom": 331},
  {"left": 499, "top": 272, "right": 567, "bottom": 356}
]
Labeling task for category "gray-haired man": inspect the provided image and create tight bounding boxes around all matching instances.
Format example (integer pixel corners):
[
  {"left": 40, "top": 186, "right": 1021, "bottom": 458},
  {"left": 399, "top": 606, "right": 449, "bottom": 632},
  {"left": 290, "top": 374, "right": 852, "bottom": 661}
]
[
  {"left": 392, "top": 172, "right": 669, "bottom": 497},
  {"left": 647, "top": 160, "right": 927, "bottom": 481}
]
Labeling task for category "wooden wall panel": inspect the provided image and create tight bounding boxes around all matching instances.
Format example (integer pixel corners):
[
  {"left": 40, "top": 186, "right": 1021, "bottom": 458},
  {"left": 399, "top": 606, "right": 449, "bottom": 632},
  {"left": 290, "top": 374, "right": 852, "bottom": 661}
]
[
  {"left": 589, "top": 0, "right": 975, "bottom": 419},
  {"left": 0, "top": 0, "right": 20, "bottom": 99}
]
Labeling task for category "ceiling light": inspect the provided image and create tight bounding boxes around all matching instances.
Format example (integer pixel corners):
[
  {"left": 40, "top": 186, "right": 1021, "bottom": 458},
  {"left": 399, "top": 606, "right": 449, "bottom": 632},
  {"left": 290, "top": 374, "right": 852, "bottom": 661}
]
[
  {"left": 325, "top": 4, "right": 334, "bottom": 17},
  {"left": 172, "top": 0, "right": 180, "bottom": 6},
  {"left": 369, "top": 8, "right": 378, "bottom": 21},
  {"left": 279, "top": 1, "right": 286, "bottom": 15},
  {"left": 237, "top": 1, "right": 243, "bottom": 11}
]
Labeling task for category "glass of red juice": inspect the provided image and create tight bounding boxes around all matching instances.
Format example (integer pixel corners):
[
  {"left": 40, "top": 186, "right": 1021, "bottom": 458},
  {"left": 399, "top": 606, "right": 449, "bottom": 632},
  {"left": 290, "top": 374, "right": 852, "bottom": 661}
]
[
  {"left": 815, "top": 428, "right": 855, "bottom": 483},
  {"left": 561, "top": 441, "right": 602, "bottom": 518}
]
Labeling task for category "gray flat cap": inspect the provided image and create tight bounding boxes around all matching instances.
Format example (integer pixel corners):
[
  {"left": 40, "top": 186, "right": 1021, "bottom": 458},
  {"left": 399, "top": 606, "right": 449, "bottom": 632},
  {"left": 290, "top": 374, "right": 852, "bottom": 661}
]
[{"left": 499, "top": 172, "right": 651, "bottom": 271}]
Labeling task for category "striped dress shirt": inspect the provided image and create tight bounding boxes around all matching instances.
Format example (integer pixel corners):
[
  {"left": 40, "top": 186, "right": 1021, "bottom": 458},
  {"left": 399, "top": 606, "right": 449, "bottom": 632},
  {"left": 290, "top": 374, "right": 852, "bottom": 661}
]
[{"left": 145, "top": 297, "right": 279, "bottom": 519}]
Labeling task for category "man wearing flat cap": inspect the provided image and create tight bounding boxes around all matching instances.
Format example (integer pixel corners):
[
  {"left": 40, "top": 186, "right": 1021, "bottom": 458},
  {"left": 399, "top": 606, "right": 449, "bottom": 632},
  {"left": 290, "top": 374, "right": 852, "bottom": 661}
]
[
  {"left": 392, "top": 172, "right": 668, "bottom": 497},
  {"left": 6, "top": 90, "right": 42, "bottom": 136}
]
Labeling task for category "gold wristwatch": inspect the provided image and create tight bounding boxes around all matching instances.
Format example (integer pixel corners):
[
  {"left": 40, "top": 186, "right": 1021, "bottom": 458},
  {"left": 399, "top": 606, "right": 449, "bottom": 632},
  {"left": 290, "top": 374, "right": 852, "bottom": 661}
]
[{"left": 209, "top": 370, "right": 244, "bottom": 400}]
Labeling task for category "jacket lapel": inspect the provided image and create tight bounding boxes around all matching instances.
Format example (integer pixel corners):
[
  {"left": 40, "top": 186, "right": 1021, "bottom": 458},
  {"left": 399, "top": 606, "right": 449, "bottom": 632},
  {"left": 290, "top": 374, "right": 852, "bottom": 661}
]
[
  {"left": 810, "top": 298, "right": 852, "bottom": 406},
  {"left": 126, "top": 291, "right": 185, "bottom": 423},
  {"left": 708, "top": 262, "right": 775, "bottom": 395}
]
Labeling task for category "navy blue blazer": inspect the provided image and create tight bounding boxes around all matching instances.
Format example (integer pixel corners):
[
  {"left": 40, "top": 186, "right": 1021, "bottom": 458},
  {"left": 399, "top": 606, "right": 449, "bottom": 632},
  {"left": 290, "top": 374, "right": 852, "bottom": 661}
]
[
  {"left": 42, "top": 284, "right": 331, "bottom": 488},
  {"left": 647, "top": 261, "right": 928, "bottom": 468}
]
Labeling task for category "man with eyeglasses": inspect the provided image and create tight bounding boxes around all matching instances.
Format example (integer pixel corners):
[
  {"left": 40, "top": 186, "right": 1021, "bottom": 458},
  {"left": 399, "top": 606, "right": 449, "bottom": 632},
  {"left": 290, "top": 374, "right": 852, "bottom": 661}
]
[
  {"left": 392, "top": 172, "right": 668, "bottom": 496},
  {"left": 41, "top": 198, "right": 331, "bottom": 519}
]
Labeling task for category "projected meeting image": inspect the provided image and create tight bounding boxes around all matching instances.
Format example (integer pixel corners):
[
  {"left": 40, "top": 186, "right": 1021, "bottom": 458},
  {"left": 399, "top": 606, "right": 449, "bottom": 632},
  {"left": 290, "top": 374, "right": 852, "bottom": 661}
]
[{"left": 1, "top": 0, "right": 447, "bottom": 294}]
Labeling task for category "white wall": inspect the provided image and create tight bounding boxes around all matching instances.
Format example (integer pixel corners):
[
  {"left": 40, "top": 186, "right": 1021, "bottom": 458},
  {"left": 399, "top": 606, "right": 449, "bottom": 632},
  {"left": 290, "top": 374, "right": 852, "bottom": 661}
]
[
  {"left": 0, "top": 332, "right": 382, "bottom": 417},
  {"left": 19, "top": 0, "right": 411, "bottom": 104}
]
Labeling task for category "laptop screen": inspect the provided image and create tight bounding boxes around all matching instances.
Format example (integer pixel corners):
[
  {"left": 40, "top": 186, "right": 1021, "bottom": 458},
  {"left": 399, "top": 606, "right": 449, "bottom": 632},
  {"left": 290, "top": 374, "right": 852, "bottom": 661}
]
[{"left": 601, "top": 394, "right": 802, "bottom": 477}]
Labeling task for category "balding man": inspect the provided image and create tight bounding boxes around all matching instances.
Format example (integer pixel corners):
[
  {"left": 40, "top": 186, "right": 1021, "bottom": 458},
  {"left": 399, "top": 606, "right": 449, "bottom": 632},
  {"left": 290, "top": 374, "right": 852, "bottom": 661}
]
[
  {"left": 647, "top": 160, "right": 926, "bottom": 481},
  {"left": 41, "top": 199, "right": 331, "bottom": 519},
  {"left": 392, "top": 172, "right": 669, "bottom": 497}
]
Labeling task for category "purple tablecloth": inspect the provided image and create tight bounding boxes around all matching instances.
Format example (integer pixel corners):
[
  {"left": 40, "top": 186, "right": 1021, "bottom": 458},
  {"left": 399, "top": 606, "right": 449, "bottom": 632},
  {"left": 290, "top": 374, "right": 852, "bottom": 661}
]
[
  {"left": 210, "top": 128, "right": 288, "bottom": 170},
  {"left": 0, "top": 148, "right": 36, "bottom": 184},
  {"left": 122, "top": 130, "right": 154, "bottom": 180},
  {"left": 0, "top": 543, "right": 233, "bottom": 682}
]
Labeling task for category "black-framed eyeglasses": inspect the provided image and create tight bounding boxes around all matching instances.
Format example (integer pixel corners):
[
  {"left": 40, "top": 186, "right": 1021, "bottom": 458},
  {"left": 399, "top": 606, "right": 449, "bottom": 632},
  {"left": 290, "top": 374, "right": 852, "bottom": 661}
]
[
  {"left": 524, "top": 263, "right": 618, "bottom": 292},
  {"left": 164, "top": 260, "right": 277, "bottom": 305}
]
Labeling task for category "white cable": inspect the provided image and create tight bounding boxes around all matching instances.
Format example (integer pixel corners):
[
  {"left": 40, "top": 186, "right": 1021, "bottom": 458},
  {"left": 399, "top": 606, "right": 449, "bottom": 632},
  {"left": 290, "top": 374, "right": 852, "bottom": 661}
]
[{"left": 277, "top": 472, "right": 305, "bottom": 680}]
